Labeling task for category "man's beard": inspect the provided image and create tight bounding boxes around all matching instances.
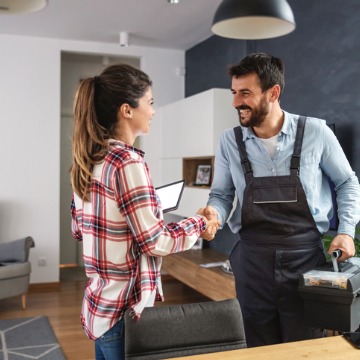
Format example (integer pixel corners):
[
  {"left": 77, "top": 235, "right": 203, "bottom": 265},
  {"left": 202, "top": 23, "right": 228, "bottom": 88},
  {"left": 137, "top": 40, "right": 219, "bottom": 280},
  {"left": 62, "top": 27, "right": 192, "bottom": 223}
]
[{"left": 237, "top": 96, "right": 269, "bottom": 128}]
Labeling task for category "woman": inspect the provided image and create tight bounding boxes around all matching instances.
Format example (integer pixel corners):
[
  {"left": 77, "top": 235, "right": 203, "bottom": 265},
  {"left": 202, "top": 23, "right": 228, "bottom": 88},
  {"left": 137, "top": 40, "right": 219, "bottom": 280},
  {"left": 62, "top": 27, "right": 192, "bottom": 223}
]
[{"left": 70, "top": 64, "right": 218, "bottom": 360}]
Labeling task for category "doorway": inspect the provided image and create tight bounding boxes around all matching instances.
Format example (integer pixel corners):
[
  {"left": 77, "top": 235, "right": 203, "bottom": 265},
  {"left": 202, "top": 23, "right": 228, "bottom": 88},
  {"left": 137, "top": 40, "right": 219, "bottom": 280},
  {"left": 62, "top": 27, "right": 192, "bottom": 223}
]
[{"left": 60, "top": 52, "right": 141, "bottom": 266}]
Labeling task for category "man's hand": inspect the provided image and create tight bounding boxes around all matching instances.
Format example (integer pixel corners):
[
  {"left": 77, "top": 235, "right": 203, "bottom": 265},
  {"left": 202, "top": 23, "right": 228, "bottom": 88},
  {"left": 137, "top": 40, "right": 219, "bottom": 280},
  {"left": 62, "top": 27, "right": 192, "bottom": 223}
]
[
  {"left": 203, "top": 205, "right": 218, "bottom": 221},
  {"left": 197, "top": 206, "right": 220, "bottom": 241},
  {"left": 328, "top": 234, "right": 355, "bottom": 261}
]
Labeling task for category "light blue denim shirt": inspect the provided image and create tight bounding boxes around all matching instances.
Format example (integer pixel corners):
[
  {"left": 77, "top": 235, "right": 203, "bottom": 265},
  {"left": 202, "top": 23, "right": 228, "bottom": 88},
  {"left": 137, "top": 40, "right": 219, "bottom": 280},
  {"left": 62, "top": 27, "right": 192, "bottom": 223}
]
[{"left": 207, "top": 111, "right": 360, "bottom": 238}]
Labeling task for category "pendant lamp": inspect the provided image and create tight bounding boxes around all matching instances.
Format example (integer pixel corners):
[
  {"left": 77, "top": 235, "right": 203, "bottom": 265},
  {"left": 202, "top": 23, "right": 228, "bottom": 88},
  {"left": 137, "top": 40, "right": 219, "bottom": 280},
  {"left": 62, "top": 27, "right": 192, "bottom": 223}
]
[
  {"left": 0, "top": 0, "right": 47, "bottom": 14},
  {"left": 211, "top": 0, "right": 295, "bottom": 40}
]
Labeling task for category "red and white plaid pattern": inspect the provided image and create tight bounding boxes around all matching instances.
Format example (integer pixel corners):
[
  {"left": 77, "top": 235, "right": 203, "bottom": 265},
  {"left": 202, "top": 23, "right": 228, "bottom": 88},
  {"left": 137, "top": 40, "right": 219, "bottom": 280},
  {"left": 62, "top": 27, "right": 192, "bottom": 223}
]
[{"left": 71, "top": 140, "right": 205, "bottom": 339}]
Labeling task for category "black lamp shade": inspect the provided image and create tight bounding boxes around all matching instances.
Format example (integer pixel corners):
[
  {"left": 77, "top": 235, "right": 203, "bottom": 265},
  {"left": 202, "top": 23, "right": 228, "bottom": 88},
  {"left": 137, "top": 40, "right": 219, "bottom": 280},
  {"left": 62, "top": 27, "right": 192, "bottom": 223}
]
[{"left": 212, "top": 0, "right": 296, "bottom": 40}]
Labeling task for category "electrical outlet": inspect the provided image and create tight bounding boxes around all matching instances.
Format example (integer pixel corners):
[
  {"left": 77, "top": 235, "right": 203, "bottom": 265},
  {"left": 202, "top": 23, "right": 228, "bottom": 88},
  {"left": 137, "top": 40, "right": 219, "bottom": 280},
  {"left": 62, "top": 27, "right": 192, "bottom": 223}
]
[{"left": 38, "top": 257, "right": 47, "bottom": 266}]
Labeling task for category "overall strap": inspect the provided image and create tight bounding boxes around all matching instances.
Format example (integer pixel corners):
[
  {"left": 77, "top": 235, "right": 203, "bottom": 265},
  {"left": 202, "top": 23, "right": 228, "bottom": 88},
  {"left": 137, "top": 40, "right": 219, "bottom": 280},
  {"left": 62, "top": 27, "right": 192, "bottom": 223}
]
[
  {"left": 290, "top": 116, "right": 307, "bottom": 175},
  {"left": 234, "top": 126, "right": 253, "bottom": 183},
  {"left": 234, "top": 116, "right": 307, "bottom": 180}
]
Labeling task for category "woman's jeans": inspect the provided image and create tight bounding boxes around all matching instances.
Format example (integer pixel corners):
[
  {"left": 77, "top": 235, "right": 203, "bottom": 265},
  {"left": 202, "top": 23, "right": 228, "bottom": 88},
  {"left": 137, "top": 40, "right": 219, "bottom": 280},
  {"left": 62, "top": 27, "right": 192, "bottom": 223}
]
[{"left": 94, "top": 318, "right": 125, "bottom": 360}]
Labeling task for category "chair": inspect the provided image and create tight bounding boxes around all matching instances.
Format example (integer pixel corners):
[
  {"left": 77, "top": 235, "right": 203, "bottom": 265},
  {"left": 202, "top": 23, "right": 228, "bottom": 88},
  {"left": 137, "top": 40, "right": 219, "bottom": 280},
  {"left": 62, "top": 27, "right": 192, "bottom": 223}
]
[
  {"left": 0, "top": 236, "right": 35, "bottom": 309},
  {"left": 125, "top": 298, "right": 246, "bottom": 359}
]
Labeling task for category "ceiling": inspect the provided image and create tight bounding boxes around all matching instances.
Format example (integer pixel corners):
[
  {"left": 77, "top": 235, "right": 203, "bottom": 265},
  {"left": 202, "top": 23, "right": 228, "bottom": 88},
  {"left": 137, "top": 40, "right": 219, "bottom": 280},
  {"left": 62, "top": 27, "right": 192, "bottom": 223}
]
[{"left": 0, "top": 0, "right": 223, "bottom": 50}]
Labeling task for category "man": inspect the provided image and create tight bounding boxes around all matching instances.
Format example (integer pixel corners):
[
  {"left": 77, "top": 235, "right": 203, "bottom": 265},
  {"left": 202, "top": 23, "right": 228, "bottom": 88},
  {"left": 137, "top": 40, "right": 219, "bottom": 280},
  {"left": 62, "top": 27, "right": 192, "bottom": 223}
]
[{"left": 202, "top": 53, "right": 360, "bottom": 347}]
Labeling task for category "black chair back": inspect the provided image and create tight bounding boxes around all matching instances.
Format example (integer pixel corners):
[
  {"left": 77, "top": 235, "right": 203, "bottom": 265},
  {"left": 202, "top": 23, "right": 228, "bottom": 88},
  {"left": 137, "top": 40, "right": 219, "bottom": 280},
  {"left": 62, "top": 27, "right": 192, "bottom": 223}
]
[{"left": 125, "top": 298, "right": 246, "bottom": 359}]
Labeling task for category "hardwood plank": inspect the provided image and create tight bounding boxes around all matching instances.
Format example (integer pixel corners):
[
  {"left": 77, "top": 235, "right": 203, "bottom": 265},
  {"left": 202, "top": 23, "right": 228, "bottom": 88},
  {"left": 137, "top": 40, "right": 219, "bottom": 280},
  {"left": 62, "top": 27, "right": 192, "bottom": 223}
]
[{"left": 170, "top": 336, "right": 358, "bottom": 360}]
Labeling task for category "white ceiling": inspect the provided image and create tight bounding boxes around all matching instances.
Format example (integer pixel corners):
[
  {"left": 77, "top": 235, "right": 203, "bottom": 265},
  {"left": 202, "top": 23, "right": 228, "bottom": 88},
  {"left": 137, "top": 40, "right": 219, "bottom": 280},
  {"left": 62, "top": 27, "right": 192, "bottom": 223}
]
[{"left": 0, "top": 0, "right": 223, "bottom": 50}]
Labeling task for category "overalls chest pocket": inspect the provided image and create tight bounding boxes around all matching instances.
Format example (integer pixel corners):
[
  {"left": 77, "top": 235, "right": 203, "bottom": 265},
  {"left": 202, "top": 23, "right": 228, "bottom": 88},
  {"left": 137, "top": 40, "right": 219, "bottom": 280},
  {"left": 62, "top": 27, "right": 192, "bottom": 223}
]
[{"left": 252, "top": 176, "right": 298, "bottom": 204}]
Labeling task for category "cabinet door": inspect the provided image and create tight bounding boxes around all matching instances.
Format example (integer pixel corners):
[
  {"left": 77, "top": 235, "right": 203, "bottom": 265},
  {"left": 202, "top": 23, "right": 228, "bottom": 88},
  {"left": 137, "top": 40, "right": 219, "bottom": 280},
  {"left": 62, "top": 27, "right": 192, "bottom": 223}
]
[
  {"left": 213, "top": 89, "right": 239, "bottom": 150},
  {"left": 161, "top": 91, "right": 214, "bottom": 158},
  {"left": 159, "top": 158, "right": 183, "bottom": 186},
  {"left": 174, "top": 187, "right": 210, "bottom": 217},
  {"left": 161, "top": 98, "right": 187, "bottom": 158}
]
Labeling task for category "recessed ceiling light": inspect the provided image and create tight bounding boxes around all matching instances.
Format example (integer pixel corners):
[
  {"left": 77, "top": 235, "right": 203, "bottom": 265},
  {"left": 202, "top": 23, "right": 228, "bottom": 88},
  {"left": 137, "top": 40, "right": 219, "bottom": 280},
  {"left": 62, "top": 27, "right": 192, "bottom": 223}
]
[{"left": 119, "top": 32, "right": 129, "bottom": 47}]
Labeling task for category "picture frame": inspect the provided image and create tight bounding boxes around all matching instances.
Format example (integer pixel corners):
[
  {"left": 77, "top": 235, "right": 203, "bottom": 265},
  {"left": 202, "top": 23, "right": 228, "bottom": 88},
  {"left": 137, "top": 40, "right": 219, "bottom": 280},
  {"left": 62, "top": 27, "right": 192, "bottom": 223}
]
[{"left": 194, "top": 164, "right": 212, "bottom": 186}]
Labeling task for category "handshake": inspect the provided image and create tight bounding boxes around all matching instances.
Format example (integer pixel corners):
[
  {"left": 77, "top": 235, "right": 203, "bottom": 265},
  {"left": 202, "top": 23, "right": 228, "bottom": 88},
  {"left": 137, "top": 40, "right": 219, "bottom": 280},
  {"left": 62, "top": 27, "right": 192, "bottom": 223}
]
[{"left": 197, "top": 205, "right": 220, "bottom": 241}]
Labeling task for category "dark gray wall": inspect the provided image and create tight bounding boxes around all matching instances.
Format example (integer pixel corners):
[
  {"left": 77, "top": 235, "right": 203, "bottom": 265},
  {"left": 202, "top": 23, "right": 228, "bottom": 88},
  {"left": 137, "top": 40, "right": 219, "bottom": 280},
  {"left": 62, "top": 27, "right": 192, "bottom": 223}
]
[{"left": 185, "top": 0, "right": 360, "bottom": 255}]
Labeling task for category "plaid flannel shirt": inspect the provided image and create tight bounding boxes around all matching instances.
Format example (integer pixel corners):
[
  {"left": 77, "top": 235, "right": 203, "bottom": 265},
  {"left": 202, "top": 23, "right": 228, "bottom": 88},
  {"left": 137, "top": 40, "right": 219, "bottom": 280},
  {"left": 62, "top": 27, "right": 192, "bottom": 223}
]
[{"left": 71, "top": 140, "right": 205, "bottom": 339}]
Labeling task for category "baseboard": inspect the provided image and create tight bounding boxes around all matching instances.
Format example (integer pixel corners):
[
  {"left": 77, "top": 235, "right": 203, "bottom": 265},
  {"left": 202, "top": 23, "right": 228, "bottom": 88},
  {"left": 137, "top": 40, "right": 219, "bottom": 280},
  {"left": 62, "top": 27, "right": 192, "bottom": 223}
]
[{"left": 29, "top": 282, "right": 60, "bottom": 292}]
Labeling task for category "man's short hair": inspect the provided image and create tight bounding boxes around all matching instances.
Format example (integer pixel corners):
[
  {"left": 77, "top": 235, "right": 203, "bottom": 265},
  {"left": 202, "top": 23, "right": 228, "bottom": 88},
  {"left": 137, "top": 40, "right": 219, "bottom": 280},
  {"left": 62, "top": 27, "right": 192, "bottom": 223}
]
[{"left": 228, "top": 53, "right": 285, "bottom": 97}]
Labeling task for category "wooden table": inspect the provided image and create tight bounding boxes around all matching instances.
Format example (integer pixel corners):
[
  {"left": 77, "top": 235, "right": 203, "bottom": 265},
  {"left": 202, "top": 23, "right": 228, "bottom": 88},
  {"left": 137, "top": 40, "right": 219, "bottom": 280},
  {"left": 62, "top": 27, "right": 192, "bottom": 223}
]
[
  {"left": 169, "top": 336, "right": 358, "bottom": 359},
  {"left": 162, "top": 249, "right": 235, "bottom": 300}
]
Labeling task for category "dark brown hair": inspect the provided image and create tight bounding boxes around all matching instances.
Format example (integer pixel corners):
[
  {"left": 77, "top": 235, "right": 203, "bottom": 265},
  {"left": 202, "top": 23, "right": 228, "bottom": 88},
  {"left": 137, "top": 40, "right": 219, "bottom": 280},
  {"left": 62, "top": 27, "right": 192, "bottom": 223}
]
[
  {"left": 228, "top": 52, "right": 285, "bottom": 97},
  {"left": 70, "top": 64, "right": 152, "bottom": 201}
]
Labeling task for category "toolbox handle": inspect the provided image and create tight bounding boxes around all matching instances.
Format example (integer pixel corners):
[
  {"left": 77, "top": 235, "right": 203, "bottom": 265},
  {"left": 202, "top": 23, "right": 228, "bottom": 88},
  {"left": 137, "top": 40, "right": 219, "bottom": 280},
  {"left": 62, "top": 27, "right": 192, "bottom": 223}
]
[{"left": 331, "top": 250, "right": 342, "bottom": 272}]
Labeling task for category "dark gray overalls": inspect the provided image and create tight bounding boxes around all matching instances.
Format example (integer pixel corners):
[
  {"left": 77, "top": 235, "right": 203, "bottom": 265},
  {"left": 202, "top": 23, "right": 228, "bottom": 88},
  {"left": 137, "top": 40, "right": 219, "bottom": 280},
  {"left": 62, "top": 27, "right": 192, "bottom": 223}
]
[{"left": 230, "top": 116, "right": 326, "bottom": 347}]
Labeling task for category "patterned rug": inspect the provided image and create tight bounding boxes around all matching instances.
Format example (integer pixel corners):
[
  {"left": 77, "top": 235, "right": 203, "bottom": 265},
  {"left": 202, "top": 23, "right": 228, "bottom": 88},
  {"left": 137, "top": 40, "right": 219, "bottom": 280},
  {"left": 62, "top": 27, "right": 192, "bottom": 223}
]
[{"left": 0, "top": 316, "right": 66, "bottom": 360}]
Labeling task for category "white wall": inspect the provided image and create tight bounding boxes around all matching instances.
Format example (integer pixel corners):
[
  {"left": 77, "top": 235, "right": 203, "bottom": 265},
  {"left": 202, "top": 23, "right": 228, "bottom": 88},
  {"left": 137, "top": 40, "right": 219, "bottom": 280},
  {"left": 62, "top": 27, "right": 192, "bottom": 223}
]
[{"left": 0, "top": 34, "right": 185, "bottom": 284}]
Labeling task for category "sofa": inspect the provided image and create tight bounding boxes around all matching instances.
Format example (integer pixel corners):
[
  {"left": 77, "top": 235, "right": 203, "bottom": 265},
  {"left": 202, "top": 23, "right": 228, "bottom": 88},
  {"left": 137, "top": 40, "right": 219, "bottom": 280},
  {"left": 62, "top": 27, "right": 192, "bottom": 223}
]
[{"left": 0, "top": 236, "right": 35, "bottom": 309}]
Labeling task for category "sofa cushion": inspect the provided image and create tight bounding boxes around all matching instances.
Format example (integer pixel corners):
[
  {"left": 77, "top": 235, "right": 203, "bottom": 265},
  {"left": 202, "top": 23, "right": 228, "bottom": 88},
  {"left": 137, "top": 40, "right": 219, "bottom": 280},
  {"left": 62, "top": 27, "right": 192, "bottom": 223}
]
[{"left": 0, "top": 262, "right": 31, "bottom": 280}]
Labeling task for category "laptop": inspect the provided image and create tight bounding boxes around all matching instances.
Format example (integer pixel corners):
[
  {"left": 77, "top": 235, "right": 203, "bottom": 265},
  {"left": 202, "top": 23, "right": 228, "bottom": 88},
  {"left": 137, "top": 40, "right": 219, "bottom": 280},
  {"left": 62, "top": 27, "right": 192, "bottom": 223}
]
[{"left": 155, "top": 180, "right": 185, "bottom": 213}]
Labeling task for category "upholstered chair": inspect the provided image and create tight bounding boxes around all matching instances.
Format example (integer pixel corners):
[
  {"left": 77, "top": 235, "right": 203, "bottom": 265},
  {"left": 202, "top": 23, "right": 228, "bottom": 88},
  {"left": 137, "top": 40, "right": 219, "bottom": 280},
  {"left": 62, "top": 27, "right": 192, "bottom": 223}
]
[{"left": 0, "top": 236, "right": 35, "bottom": 309}]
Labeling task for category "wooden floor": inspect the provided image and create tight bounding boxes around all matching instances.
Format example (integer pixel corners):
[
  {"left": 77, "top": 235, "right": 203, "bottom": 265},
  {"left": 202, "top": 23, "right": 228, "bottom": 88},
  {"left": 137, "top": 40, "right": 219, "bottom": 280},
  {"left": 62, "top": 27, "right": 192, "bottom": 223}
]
[{"left": 0, "top": 267, "right": 209, "bottom": 360}]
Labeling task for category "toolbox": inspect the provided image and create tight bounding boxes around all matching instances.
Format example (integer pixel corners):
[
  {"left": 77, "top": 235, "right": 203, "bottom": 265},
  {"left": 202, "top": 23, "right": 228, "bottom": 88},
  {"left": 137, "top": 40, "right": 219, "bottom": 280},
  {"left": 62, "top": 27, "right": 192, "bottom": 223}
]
[{"left": 298, "top": 257, "right": 360, "bottom": 332}]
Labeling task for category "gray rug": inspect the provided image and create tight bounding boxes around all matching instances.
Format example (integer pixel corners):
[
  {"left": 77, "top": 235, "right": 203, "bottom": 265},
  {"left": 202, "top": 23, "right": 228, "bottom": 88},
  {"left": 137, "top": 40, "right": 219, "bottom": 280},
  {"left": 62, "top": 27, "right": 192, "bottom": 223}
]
[{"left": 0, "top": 316, "right": 66, "bottom": 360}]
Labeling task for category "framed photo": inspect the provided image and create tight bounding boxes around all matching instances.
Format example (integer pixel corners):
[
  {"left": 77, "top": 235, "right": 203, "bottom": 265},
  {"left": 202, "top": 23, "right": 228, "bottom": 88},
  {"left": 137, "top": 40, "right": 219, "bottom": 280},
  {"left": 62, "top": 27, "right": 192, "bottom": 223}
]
[{"left": 194, "top": 164, "right": 211, "bottom": 186}]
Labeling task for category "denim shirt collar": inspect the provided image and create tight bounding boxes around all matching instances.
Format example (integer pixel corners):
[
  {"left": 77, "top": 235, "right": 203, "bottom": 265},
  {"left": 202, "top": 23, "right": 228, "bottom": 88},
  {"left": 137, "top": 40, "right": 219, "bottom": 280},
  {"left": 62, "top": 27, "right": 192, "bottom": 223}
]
[{"left": 241, "top": 110, "right": 291, "bottom": 141}]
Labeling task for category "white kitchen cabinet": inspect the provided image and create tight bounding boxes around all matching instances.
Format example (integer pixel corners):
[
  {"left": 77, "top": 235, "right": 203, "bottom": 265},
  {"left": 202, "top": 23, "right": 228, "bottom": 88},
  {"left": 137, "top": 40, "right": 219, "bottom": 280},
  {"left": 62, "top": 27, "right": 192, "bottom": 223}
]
[
  {"left": 157, "top": 88, "right": 238, "bottom": 217},
  {"left": 160, "top": 88, "right": 238, "bottom": 158}
]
